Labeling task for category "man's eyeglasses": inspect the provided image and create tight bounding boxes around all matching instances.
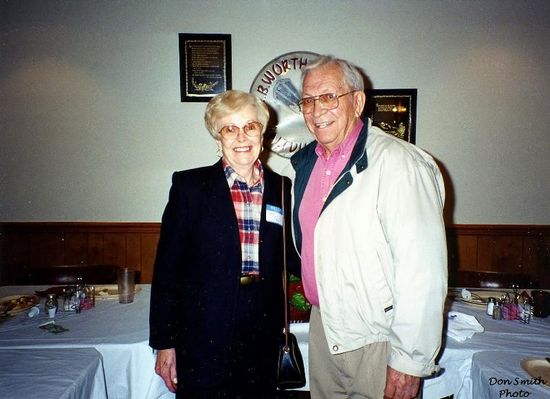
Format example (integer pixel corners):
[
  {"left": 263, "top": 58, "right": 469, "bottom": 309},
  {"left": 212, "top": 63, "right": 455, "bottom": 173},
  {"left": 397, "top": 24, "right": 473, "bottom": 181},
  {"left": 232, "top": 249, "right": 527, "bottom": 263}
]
[
  {"left": 298, "top": 91, "right": 357, "bottom": 114},
  {"left": 218, "top": 121, "right": 263, "bottom": 140}
]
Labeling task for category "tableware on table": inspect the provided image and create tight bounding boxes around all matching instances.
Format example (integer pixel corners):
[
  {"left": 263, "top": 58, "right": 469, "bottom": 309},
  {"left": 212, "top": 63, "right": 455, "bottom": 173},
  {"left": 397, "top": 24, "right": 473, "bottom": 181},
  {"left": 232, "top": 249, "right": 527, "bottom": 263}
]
[
  {"left": 486, "top": 297, "right": 495, "bottom": 315},
  {"left": 458, "top": 289, "right": 488, "bottom": 306},
  {"left": 27, "top": 306, "right": 40, "bottom": 318},
  {"left": 62, "top": 287, "right": 74, "bottom": 311},
  {"left": 518, "top": 302, "right": 533, "bottom": 324},
  {"left": 531, "top": 290, "right": 550, "bottom": 318},
  {"left": 449, "top": 288, "right": 512, "bottom": 307},
  {"left": 93, "top": 284, "right": 141, "bottom": 299},
  {"left": 86, "top": 285, "right": 96, "bottom": 307},
  {"left": 502, "top": 302, "right": 518, "bottom": 320},
  {"left": 117, "top": 267, "right": 135, "bottom": 304},
  {"left": 0, "top": 295, "right": 39, "bottom": 316},
  {"left": 96, "top": 285, "right": 119, "bottom": 298},
  {"left": 492, "top": 301, "right": 502, "bottom": 319},
  {"left": 520, "top": 358, "right": 550, "bottom": 387},
  {"left": 45, "top": 293, "right": 58, "bottom": 318},
  {"left": 74, "top": 276, "right": 85, "bottom": 313}
]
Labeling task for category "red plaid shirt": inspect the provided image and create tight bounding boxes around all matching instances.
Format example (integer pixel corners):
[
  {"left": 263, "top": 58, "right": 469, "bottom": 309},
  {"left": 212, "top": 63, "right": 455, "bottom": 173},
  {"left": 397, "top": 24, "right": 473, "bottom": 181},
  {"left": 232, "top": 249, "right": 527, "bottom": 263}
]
[{"left": 223, "top": 159, "right": 264, "bottom": 275}]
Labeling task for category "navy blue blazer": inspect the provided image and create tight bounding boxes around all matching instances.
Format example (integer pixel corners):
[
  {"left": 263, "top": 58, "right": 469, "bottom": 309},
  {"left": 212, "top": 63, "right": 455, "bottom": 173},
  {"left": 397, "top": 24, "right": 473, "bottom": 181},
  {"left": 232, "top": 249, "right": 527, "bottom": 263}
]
[{"left": 149, "top": 159, "right": 297, "bottom": 387}]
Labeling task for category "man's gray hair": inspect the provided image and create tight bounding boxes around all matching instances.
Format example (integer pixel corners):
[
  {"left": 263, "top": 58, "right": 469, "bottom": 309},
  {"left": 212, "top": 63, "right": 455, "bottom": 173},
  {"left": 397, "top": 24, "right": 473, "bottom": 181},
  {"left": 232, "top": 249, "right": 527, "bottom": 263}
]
[{"left": 302, "top": 55, "right": 364, "bottom": 91}]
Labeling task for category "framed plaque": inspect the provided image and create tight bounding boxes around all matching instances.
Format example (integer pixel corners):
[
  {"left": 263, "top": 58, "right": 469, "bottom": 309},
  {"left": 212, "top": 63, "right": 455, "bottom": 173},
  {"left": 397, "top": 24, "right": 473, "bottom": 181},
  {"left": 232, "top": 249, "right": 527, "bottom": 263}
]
[
  {"left": 179, "top": 33, "right": 231, "bottom": 102},
  {"left": 367, "top": 89, "right": 417, "bottom": 143}
]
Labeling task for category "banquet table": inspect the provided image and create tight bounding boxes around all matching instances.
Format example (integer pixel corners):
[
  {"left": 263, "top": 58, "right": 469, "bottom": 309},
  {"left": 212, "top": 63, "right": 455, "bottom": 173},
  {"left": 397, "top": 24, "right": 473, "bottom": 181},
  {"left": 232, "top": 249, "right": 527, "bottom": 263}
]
[
  {"left": 423, "top": 293, "right": 550, "bottom": 399},
  {"left": 0, "top": 284, "right": 172, "bottom": 399},
  {"left": 0, "top": 347, "right": 107, "bottom": 399},
  {"left": 290, "top": 288, "right": 550, "bottom": 398},
  {"left": 470, "top": 351, "right": 549, "bottom": 399}
]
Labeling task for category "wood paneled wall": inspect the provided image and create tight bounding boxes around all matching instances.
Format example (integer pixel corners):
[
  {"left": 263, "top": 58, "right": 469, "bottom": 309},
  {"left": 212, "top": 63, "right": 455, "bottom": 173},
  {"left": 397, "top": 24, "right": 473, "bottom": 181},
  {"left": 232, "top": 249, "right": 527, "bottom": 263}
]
[
  {"left": 1, "top": 222, "right": 549, "bottom": 287},
  {"left": 446, "top": 225, "right": 549, "bottom": 288},
  {"left": 0, "top": 223, "right": 160, "bottom": 285}
]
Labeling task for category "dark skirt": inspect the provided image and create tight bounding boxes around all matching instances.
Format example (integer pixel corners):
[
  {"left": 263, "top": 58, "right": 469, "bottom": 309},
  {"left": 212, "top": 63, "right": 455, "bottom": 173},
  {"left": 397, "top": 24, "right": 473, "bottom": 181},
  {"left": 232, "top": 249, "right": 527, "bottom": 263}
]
[{"left": 176, "top": 282, "right": 280, "bottom": 399}]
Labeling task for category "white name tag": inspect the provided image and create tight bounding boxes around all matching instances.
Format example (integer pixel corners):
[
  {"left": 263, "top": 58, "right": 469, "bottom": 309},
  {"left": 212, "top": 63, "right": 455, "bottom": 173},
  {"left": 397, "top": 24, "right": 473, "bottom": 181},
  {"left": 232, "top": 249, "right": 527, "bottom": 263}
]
[{"left": 266, "top": 204, "right": 283, "bottom": 226}]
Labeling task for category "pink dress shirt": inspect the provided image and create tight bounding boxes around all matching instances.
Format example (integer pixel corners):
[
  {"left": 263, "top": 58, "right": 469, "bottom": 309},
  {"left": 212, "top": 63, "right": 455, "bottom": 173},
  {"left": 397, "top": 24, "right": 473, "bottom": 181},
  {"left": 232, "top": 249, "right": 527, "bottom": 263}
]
[{"left": 298, "top": 120, "right": 363, "bottom": 306}]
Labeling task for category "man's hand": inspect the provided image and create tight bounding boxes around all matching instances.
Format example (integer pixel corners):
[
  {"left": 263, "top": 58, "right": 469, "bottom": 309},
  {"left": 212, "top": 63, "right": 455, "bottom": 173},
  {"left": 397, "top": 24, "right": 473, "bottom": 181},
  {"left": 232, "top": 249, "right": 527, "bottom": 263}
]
[
  {"left": 384, "top": 366, "right": 420, "bottom": 399},
  {"left": 154, "top": 348, "right": 178, "bottom": 393}
]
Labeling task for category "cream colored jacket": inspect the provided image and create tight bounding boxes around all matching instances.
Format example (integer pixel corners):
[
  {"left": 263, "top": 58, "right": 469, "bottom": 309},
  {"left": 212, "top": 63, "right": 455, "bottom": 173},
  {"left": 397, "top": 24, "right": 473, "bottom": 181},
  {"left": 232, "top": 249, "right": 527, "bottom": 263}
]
[{"left": 291, "top": 122, "right": 448, "bottom": 377}]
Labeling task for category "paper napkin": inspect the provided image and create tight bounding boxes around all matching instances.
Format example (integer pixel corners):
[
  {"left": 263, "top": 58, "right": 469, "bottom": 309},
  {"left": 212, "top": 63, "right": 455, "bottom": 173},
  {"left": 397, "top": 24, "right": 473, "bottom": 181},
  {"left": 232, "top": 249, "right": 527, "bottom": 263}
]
[{"left": 447, "top": 311, "right": 484, "bottom": 342}]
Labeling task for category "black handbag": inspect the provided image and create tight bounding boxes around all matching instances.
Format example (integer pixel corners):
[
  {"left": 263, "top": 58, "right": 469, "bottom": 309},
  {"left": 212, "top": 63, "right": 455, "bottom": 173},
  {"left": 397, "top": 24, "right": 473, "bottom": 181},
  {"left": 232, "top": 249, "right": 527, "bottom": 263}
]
[
  {"left": 277, "top": 328, "right": 306, "bottom": 390},
  {"left": 276, "top": 177, "right": 306, "bottom": 390}
]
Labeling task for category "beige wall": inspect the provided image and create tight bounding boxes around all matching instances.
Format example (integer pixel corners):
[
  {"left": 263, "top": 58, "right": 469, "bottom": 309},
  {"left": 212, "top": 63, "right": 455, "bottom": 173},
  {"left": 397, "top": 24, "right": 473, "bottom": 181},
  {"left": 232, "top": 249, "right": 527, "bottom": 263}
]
[{"left": 1, "top": 0, "right": 549, "bottom": 224}]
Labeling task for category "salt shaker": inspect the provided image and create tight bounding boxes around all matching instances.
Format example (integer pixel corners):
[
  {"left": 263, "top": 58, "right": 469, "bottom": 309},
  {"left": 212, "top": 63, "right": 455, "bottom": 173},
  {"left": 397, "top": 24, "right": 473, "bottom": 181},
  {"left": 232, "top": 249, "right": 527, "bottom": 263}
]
[
  {"left": 486, "top": 297, "right": 495, "bottom": 316},
  {"left": 45, "top": 293, "right": 58, "bottom": 318}
]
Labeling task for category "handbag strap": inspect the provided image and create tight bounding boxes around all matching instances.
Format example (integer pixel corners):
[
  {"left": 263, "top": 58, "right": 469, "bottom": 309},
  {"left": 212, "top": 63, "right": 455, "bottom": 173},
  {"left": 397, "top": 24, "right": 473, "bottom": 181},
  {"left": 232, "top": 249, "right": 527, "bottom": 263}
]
[{"left": 281, "top": 176, "right": 291, "bottom": 349}]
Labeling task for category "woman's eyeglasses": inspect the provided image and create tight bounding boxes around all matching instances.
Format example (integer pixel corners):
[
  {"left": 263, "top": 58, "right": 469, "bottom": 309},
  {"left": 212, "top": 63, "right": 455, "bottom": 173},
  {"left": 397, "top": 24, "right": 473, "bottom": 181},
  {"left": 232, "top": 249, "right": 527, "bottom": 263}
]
[
  {"left": 218, "top": 121, "right": 263, "bottom": 140},
  {"left": 298, "top": 91, "right": 357, "bottom": 114}
]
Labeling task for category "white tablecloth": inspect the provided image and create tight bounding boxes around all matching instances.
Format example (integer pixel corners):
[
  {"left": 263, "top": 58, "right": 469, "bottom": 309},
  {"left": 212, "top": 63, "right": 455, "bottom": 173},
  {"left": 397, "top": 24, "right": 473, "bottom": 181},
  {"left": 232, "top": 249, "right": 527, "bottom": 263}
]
[
  {"left": 0, "top": 347, "right": 107, "bottom": 399},
  {"left": 0, "top": 285, "right": 171, "bottom": 399},
  {"left": 471, "top": 351, "right": 549, "bottom": 399},
  {"left": 291, "top": 293, "right": 550, "bottom": 398},
  {"left": 423, "top": 299, "right": 549, "bottom": 399}
]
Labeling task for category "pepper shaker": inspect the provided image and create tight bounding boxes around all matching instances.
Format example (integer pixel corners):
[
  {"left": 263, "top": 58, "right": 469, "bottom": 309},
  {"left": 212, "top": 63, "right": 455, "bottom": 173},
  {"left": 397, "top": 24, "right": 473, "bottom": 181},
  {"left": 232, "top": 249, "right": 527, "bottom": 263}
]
[
  {"left": 492, "top": 300, "right": 502, "bottom": 320},
  {"left": 486, "top": 297, "right": 495, "bottom": 316}
]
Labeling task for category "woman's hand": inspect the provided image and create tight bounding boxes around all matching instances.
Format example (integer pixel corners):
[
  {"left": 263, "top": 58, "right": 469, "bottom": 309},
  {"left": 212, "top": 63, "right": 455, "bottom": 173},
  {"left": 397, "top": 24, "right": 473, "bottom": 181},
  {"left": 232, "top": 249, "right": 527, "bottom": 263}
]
[{"left": 154, "top": 348, "right": 178, "bottom": 393}]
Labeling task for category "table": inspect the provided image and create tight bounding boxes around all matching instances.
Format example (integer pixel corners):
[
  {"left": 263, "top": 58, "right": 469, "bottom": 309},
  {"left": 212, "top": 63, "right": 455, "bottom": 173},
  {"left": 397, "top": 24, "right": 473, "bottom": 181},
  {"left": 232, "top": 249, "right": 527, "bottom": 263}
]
[
  {"left": 471, "top": 351, "right": 549, "bottom": 399},
  {"left": 0, "top": 285, "right": 172, "bottom": 399},
  {"left": 291, "top": 290, "right": 550, "bottom": 398},
  {"left": 0, "top": 347, "right": 107, "bottom": 399},
  {"left": 423, "top": 294, "right": 550, "bottom": 399}
]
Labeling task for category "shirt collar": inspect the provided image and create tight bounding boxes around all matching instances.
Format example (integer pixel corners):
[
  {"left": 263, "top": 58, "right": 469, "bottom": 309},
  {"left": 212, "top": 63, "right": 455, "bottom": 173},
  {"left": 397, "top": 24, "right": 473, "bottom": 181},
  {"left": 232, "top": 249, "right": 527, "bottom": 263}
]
[
  {"left": 223, "top": 159, "right": 264, "bottom": 188},
  {"left": 314, "top": 119, "right": 364, "bottom": 160}
]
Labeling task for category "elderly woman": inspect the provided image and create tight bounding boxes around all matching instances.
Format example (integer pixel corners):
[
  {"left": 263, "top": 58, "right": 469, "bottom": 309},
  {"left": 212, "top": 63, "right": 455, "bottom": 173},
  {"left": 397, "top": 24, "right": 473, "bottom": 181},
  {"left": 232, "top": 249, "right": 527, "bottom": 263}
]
[{"left": 149, "top": 90, "right": 297, "bottom": 399}]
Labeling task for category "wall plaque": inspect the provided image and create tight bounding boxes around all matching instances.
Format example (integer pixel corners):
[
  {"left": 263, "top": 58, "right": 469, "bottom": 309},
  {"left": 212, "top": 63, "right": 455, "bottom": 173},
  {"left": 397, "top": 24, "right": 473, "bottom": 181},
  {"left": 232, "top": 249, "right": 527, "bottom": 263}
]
[
  {"left": 179, "top": 33, "right": 231, "bottom": 102},
  {"left": 366, "top": 89, "right": 417, "bottom": 143}
]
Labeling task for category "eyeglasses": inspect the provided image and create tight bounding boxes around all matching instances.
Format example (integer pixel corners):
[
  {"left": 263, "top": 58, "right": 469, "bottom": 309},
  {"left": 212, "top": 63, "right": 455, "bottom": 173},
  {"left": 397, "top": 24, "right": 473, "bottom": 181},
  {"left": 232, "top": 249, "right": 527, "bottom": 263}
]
[
  {"left": 298, "top": 90, "right": 357, "bottom": 114},
  {"left": 218, "top": 121, "right": 263, "bottom": 140}
]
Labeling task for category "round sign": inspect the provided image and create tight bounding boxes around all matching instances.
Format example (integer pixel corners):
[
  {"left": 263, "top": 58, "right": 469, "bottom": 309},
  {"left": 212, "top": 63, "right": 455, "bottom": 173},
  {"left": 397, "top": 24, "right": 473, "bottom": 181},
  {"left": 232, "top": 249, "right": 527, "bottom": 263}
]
[{"left": 250, "top": 51, "right": 319, "bottom": 158}]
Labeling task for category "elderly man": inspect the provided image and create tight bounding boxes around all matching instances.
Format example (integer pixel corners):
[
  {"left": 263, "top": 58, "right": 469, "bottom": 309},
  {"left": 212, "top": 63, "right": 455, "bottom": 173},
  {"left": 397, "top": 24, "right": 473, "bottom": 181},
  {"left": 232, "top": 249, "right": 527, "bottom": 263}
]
[{"left": 291, "top": 55, "right": 447, "bottom": 399}]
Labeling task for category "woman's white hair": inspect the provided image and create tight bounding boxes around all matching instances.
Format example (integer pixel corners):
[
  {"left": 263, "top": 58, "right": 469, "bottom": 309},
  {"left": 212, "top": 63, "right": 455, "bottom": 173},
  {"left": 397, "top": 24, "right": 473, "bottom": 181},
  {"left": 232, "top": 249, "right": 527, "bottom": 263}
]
[{"left": 204, "top": 90, "right": 270, "bottom": 139}]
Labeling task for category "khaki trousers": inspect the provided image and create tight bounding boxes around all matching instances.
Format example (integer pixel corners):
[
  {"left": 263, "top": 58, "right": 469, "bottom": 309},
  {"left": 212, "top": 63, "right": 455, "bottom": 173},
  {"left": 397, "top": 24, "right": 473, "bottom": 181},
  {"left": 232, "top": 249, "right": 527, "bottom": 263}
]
[{"left": 308, "top": 306, "right": 389, "bottom": 399}]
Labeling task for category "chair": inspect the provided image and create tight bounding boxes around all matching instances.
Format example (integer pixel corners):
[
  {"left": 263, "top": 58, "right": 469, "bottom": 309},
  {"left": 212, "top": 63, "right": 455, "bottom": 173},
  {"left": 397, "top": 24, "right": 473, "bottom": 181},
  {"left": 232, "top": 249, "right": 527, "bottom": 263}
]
[
  {"left": 452, "top": 270, "right": 537, "bottom": 289},
  {"left": 19, "top": 264, "right": 123, "bottom": 285}
]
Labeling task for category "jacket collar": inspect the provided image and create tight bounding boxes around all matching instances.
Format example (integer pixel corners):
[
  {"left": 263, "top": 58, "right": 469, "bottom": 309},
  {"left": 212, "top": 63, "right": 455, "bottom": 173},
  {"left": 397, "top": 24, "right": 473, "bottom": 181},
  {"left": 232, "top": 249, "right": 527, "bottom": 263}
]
[
  {"left": 290, "top": 118, "right": 370, "bottom": 251},
  {"left": 291, "top": 118, "right": 369, "bottom": 173}
]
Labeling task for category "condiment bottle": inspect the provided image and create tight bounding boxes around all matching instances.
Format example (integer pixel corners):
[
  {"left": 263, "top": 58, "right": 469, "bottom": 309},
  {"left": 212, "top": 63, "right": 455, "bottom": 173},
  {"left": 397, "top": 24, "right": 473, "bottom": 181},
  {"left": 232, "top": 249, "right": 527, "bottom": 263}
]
[
  {"left": 45, "top": 293, "right": 58, "bottom": 318},
  {"left": 492, "top": 301, "right": 502, "bottom": 320},
  {"left": 520, "top": 297, "right": 532, "bottom": 324},
  {"left": 486, "top": 297, "right": 495, "bottom": 316}
]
